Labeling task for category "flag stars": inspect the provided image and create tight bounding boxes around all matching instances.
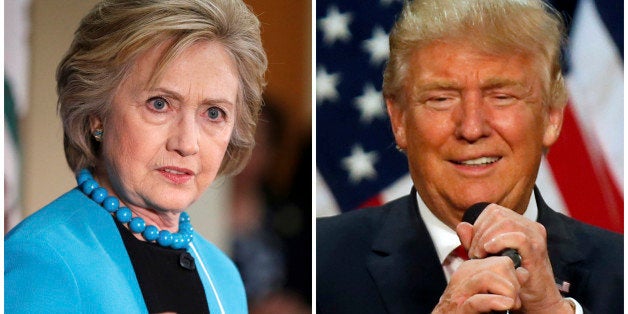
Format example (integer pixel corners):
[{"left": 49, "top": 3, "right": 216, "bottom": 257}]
[
  {"left": 354, "top": 84, "right": 385, "bottom": 123},
  {"left": 342, "top": 145, "right": 379, "bottom": 184},
  {"left": 362, "top": 26, "right": 389, "bottom": 65},
  {"left": 317, "top": 67, "right": 341, "bottom": 104},
  {"left": 318, "top": 6, "right": 353, "bottom": 45}
]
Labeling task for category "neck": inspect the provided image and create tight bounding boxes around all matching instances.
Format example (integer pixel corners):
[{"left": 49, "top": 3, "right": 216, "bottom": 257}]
[
  {"left": 92, "top": 171, "right": 180, "bottom": 232},
  {"left": 126, "top": 206, "right": 181, "bottom": 233}
]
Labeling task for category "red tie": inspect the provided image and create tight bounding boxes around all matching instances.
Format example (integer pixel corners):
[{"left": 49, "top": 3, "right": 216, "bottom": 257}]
[{"left": 453, "top": 245, "right": 469, "bottom": 260}]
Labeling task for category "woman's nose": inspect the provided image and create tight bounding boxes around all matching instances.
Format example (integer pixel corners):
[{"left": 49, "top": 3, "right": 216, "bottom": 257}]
[{"left": 166, "top": 114, "right": 200, "bottom": 156}]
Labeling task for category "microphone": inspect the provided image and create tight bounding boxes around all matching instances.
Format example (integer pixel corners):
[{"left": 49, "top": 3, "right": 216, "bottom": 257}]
[{"left": 462, "top": 202, "right": 522, "bottom": 268}]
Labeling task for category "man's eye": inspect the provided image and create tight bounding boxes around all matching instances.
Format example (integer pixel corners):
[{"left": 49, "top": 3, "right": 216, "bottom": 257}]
[
  {"left": 425, "top": 96, "right": 456, "bottom": 110},
  {"left": 490, "top": 94, "right": 516, "bottom": 106}
]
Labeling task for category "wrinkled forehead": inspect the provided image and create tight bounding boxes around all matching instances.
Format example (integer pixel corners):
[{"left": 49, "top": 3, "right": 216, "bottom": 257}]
[{"left": 401, "top": 38, "right": 551, "bottom": 98}]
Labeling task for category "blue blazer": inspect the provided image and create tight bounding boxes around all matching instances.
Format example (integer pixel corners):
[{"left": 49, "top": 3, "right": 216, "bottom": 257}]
[
  {"left": 5, "top": 188, "right": 247, "bottom": 313},
  {"left": 317, "top": 188, "right": 623, "bottom": 313}
]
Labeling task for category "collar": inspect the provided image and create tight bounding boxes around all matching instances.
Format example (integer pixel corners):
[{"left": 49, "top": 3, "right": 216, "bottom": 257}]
[{"left": 417, "top": 191, "right": 538, "bottom": 265}]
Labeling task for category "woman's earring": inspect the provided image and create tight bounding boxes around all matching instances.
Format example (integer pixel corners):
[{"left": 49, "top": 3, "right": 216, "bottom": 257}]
[{"left": 93, "top": 129, "right": 103, "bottom": 142}]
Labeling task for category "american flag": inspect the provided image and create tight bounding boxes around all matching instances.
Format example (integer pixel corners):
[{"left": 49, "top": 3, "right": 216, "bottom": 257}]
[{"left": 315, "top": 0, "right": 623, "bottom": 234}]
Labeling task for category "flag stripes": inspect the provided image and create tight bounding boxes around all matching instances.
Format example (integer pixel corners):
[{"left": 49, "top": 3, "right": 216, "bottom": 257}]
[{"left": 547, "top": 105, "right": 623, "bottom": 233}]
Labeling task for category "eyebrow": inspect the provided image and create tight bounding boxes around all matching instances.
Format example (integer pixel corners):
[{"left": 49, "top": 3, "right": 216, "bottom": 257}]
[
  {"left": 412, "top": 81, "right": 460, "bottom": 93},
  {"left": 480, "top": 77, "right": 526, "bottom": 90},
  {"left": 149, "top": 87, "right": 235, "bottom": 108},
  {"left": 412, "top": 77, "right": 526, "bottom": 93}
]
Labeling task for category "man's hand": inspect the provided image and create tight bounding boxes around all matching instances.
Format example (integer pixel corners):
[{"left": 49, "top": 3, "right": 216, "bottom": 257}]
[
  {"left": 433, "top": 256, "right": 526, "bottom": 313},
  {"left": 455, "top": 203, "right": 574, "bottom": 313}
]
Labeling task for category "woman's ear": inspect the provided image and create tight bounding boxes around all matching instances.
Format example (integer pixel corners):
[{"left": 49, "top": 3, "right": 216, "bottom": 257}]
[
  {"left": 89, "top": 115, "right": 104, "bottom": 142},
  {"left": 89, "top": 115, "right": 103, "bottom": 132}
]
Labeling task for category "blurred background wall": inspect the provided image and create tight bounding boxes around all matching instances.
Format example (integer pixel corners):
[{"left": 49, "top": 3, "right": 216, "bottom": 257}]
[{"left": 5, "top": 0, "right": 311, "bottom": 311}]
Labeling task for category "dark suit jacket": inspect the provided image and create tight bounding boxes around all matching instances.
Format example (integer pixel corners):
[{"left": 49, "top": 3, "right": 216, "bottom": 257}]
[{"left": 317, "top": 188, "right": 623, "bottom": 313}]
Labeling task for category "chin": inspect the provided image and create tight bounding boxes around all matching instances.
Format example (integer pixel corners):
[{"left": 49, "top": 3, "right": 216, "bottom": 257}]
[
  {"left": 161, "top": 186, "right": 201, "bottom": 204},
  {"left": 148, "top": 191, "right": 198, "bottom": 212},
  {"left": 453, "top": 190, "right": 499, "bottom": 209},
  {"left": 155, "top": 200, "right": 195, "bottom": 213}
]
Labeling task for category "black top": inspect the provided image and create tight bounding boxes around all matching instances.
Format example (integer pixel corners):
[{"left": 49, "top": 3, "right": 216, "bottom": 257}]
[{"left": 114, "top": 218, "right": 210, "bottom": 314}]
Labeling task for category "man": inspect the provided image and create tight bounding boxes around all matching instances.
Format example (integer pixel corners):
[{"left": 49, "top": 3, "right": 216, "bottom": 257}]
[{"left": 316, "top": 0, "right": 623, "bottom": 313}]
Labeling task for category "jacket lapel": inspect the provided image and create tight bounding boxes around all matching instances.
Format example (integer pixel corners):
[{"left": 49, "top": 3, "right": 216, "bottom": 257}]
[
  {"left": 366, "top": 189, "right": 446, "bottom": 313},
  {"left": 534, "top": 188, "right": 588, "bottom": 298}
]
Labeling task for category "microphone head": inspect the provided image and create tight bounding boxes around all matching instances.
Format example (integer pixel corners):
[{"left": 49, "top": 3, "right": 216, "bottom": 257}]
[{"left": 462, "top": 202, "right": 491, "bottom": 224}]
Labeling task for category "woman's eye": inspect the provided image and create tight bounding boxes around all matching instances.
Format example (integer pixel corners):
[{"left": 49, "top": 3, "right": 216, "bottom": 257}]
[
  {"left": 207, "top": 107, "right": 225, "bottom": 121},
  {"left": 148, "top": 97, "right": 168, "bottom": 111}
]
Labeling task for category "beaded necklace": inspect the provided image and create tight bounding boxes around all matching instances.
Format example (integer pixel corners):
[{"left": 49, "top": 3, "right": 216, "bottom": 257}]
[{"left": 76, "top": 169, "right": 194, "bottom": 249}]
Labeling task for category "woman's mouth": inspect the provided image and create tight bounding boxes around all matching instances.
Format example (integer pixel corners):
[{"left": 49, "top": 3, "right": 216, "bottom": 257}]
[{"left": 158, "top": 167, "right": 194, "bottom": 184}]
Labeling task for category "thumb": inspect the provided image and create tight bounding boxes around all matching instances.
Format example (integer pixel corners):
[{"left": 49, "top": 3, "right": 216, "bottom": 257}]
[{"left": 456, "top": 222, "right": 474, "bottom": 250}]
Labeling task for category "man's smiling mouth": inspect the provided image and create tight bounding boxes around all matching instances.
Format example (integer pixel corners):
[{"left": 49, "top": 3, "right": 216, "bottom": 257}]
[{"left": 453, "top": 156, "right": 501, "bottom": 166}]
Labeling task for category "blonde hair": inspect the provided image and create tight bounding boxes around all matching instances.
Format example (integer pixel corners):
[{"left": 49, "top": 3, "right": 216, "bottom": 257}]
[
  {"left": 57, "top": 0, "right": 267, "bottom": 176},
  {"left": 383, "top": 0, "right": 567, "bottom": 108}
]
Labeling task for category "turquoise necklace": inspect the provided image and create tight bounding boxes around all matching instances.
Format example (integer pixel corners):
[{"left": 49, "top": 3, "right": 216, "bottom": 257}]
[{"left": 76, "top": 169, "right": 194, "bottom": 249}]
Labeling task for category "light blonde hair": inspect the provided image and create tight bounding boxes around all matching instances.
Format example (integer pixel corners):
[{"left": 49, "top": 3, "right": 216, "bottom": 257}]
[
  {"left": 57, "top": 0, "right": 267, "bottom": 176},
  {"left": 383, "top": 0, "right": 567, "bottom": 108}
]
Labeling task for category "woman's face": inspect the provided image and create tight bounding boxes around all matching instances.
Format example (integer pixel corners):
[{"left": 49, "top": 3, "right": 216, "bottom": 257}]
[{"left": 96, "top": 40, "right": 239, "bottom": 213}]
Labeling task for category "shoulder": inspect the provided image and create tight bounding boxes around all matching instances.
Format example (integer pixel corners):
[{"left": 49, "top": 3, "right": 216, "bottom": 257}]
[
  {"left": 6, "top": 188, "right": 95, "bottom": 241},
  {"left": 563, "top": 213, "right": 622, "bottom": 260},
  {"left": 5, "top": 188, "right": 143, "bottom": 313},
  {"left": 569, "top": 216, "right": 622, "bottom": 243},
  {"left": 316, "top": 195, "right": 412, "bottom": 265},
  {"left": 545, "top": 208, "right": 622, "bottom": 250},
  {"left": 5, "top": 188, "right": 109, "bottom": 260},
  {"left": 535, "top": 189, "right": 622, "bottom": 252},
  {"left": 543, "top": 208, "right": 623, "bottom": 271},
  {"left": 317, "top": 195, "right": 410, "bottom": 240}
]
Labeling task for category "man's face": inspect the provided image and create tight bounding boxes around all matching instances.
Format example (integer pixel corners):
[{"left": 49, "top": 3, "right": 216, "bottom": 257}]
[{"left": 387, "top": 40, "right": 564, "bottom": 227}]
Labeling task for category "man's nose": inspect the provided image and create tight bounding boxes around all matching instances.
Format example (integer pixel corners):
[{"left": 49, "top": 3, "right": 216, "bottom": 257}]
[{"left": 454, "top": 93, "right": 491, "bottom": 142}]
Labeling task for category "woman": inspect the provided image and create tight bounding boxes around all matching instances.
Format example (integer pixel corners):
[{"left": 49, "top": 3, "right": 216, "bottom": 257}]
[{"left": 5, "top": 0, "right": 267, "bottom": 313}]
